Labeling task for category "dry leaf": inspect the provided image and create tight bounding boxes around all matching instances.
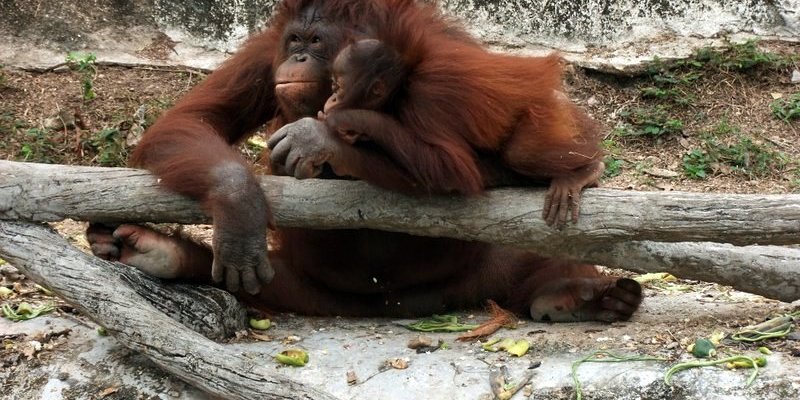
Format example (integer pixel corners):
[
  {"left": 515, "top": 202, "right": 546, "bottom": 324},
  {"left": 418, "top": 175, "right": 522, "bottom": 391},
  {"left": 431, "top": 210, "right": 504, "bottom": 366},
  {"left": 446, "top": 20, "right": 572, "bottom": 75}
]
[
  {"left": 387, "top": 358, "right": 409, "bottom": 369},
  {"left": 99, "top": 386, "right": 120, "bottom": 398}
]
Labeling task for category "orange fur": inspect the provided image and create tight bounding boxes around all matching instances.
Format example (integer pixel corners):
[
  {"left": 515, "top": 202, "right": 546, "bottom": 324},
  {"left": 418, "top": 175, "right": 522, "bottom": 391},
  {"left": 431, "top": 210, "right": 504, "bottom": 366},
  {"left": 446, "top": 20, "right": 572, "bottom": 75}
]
[{"left": 124, "top": 0, "right": 638, "bottom": 321}]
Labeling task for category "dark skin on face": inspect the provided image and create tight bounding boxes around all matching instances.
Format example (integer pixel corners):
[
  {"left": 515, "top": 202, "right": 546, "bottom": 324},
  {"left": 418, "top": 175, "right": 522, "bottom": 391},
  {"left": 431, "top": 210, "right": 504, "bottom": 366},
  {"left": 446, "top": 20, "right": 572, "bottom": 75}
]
[
  {"left": 319, "top": 39, "right": 402, "bottom": 144},
  {"left": 86, "top": 0, "right": 641, "bottom": 323}
]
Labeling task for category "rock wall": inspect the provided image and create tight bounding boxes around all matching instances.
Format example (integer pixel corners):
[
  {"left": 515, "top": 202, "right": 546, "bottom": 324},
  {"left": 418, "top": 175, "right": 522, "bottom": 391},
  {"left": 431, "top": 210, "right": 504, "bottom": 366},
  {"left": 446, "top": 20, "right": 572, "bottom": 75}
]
[{"left": 1, "top": 0, "right": 797, "bottom": 72}]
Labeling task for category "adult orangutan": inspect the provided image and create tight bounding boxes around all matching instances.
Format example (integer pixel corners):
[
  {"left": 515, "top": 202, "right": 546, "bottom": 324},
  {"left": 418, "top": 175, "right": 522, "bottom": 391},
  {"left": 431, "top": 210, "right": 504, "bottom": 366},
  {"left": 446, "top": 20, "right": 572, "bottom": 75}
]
[{"left": 87, "top": 0, "right": 642, "bottom": 322}]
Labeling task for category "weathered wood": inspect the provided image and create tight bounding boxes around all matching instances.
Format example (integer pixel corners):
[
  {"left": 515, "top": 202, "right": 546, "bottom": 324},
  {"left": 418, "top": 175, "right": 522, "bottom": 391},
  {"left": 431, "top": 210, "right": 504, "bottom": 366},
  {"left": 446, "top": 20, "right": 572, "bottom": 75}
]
[
  {"left": 2, "top": 160, "right": 800, "bottom": 301},
  {"left": 0, "top": 220, "right": 338, "bottom": 400},
  {"left": 120, "top": 266, "right": 247, "bottom": 340},
  {"left": 579, "top": 241, "right": 800, "bottom": 301},
  {"left": 2, "top": 161, "right": 799, "bottom": 247}
]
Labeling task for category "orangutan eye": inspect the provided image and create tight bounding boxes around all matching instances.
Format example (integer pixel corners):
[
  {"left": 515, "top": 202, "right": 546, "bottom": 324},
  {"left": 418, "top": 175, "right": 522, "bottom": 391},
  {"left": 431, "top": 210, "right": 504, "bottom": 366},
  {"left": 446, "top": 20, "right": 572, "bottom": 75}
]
[
  {"left": 289, "top": 34, "right": 301, "bottom": 43},
  {"left": 312, "top": 36, "right": 321, "bottom": 44}
]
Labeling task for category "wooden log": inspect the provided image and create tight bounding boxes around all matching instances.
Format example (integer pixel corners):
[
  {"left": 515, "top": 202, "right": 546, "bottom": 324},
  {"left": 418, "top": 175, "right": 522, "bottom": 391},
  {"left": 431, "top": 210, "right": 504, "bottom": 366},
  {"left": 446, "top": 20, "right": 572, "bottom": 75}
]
[
  {"left": 577, "top": 241, "right": 800, "bottom": 301},
  {"left": 2, "top": 160, "right": 800, "bottom": 301},
  {"left": 2, "top": 161, "right": 799, "bottom": 247},
  {"left": 0, "top": 220, "right": 338, "bottom": 400}
]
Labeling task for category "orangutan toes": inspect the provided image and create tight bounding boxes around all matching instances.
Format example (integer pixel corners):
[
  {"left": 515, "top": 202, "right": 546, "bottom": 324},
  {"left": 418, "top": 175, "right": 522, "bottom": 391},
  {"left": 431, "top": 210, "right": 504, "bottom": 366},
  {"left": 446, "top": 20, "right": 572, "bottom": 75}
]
[
  {"left": 596, "top": 278, "right": 642, "bottom": 322},
  {"left": 87, "top": 223, "right": 188, "bottom": 279},
  {"left": 529, "top": 277, "right": 642, "bottom": 323}
]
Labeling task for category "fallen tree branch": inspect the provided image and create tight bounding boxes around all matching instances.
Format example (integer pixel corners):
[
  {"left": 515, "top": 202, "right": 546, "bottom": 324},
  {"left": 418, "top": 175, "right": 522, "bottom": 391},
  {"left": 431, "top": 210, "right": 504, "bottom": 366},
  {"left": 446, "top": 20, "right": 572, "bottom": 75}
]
[
  {"left": 2, "top": 161, "right": 799, "bottom": 247},
  {"left": 580, "top": 241, "right": 800, "bottom": 301},
  {"left": 2, "top": 160, "right": 800, "bottom": 301},
  {"left": 0, "top": 220, "right": 338, "bottom": 400}
]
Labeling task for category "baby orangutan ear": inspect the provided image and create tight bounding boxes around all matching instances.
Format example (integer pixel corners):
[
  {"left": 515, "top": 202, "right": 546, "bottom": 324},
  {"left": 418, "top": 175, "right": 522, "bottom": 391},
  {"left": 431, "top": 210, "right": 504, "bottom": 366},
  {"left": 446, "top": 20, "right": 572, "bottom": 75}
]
[{"left": 370, "top": 80, "right": 387, "bottom": 102}]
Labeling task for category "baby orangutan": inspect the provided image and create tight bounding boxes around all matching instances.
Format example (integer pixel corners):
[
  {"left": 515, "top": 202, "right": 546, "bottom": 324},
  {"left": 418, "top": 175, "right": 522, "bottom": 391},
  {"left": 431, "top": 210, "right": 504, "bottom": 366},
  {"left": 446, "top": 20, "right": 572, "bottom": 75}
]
[
  {"left": 319, "top": 39, "right": 408, "bottom": 145},
  {"left": 319, "top": 37, "right": 604, "bottom": 227}
]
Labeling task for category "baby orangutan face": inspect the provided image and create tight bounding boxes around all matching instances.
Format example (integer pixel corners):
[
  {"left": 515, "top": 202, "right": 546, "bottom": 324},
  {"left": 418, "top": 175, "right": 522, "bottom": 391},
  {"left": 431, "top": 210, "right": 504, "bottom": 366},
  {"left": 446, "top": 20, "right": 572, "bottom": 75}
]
[{"left": 323, "top": 39, "right": 393, "bottom": 114}]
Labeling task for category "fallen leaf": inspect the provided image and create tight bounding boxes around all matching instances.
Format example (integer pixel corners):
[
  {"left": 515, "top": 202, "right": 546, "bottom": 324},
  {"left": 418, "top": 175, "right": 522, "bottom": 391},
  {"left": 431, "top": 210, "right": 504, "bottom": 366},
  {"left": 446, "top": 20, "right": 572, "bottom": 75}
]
[
  {"left": 99, "top": 386, "right": 120, "bottom": 398},
  {"left": 387, "top": 358, "right": 409, "bottom": 369}
]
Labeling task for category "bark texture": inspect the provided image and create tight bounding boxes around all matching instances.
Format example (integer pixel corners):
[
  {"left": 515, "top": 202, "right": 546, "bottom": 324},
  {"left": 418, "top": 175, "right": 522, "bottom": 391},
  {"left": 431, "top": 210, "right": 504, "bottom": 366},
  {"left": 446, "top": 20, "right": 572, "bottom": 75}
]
[
  {"left": 0, "top": 220, "right": 338, "bottom": 400},
  {"left": 2, "top": 160, "right": 800, "bottom": 301}
]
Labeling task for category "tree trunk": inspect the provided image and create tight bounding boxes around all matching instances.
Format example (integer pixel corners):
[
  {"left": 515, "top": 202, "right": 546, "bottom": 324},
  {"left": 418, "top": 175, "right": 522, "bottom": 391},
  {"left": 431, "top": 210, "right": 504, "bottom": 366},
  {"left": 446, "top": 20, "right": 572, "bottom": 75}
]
[
  {"left": 0, "top": 220, "right": 338, "bottom": 400},
  {"left": 2, "top": 160, "right": 800, "bottom": 301},
  {"left": 2, "top": 161, "right": 799, "bottom": 246}
]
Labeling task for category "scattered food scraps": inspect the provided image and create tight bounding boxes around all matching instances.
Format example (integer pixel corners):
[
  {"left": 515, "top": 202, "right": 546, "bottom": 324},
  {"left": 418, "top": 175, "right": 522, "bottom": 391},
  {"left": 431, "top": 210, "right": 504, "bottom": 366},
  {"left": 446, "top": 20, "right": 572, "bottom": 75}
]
[
  {"left": 346, "top": 370, "right": 358, "bottom": 385},
  {"left": 2, "top": 302, "right": 56, "bottom": 321},
  {"left": 249, "top": 318, "right": 272, "bottom": 330},
  {"left": 481, "top": 338, "right": 530, "bottom": 357},
  {"left": 458, "top": 300, "right": 518, "bottom": 341},
  {"left": 634, "top": 272, "right": 677, "bottom": 284},
  {"left": 489, "top": 364, "right": 536, "bottom": 400},
  {"left": 407, "top": 336, "right": 433, "bottom": 349},
  {"left": 572, "top": 351, "right": 666, "bottom": 400},
  {"left": 732, "top": 313, "right": 797, "bottom": 342},
  {"left": 689, "top": 338, "right": 716, "bottom": 358},
  {"left": 665, "top": 355, "right": 766, "bottom": 387},
  {"left": 386, "top": 358, "right": 409, "bottom": 370},
  {"left": 402, "top": 314, "right": 478, "bottom": 332},
  {"left": 275, "top": 349, "right": 309, "bottom": 367}
]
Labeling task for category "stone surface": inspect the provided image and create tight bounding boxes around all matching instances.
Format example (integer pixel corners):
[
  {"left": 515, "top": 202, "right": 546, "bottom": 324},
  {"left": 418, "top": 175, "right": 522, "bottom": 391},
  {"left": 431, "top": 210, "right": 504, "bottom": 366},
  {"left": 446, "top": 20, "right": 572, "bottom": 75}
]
[
  {"left": 3, "top": 292, "right": 799, "bottom": 400},
  {"left": 1, "top": 0, "right": 798, "bottom": 72}
]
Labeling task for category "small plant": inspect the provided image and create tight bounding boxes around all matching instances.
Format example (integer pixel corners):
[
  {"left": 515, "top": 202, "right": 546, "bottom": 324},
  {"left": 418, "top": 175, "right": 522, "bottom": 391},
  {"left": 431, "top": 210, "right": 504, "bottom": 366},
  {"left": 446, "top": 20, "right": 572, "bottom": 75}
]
[
  {"left": 639, "top": 58, "right": 699, "bottom": 106},
  {"left": 89, "top": 127, "right": 128, "bottom": 166},
  {"left": 617, "top": 106, "right": 683, "bottom": 137},
  {"left": 601, "top": 138, "right": 624, "bottom": 178},
  {"left": 639, "top": 86, "right": 695, "bottom": 106},
  {"left": 603, "top": 156, "right": 623, "bottom": 178},
  {"left": 719, "top": 137, "right": 788, "bottom": 176},
  {"left": 791, "top": 171, "right": 800, "bottom": 193},
  {"left": 638, "top": 41, "right": 795, "bottom": 111},
  {"left": 0, "top": 112, "right": 26, "bottom": 137},
  {"left": 18, "top": 128, "right": 57, "bottom": 163},
  {"left": 713, "top": 40, "right": 784, "bottom": 71},
  {"left": 683, "top": 129, "right": 789, "bottom": 179},
  {"left": 771, "top": 93, "right": 800, "bottom": 122},
  {"left": 65, "top": 52, "right": 97, "bottom": 101},
  {"left": 682, "top": 149, "right": 710, "bottom": 179},
  {"left": 696, "top": 40, "right": 795, "bottom": 72}
]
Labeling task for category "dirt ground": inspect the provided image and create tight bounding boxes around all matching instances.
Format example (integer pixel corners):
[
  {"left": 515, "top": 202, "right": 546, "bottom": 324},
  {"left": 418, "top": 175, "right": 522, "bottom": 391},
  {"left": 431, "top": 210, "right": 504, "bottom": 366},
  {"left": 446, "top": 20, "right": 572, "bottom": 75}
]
[{"left": 1, "top": 40, "right": 799, "bottom": 399}]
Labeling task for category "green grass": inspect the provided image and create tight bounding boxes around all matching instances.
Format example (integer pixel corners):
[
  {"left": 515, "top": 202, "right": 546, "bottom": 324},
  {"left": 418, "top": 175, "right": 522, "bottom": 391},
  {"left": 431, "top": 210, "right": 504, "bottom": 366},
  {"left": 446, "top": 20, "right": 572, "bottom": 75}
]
[
  {"left": 616, "top": 106, "right": 683, "bottom": 137},
  {"left": 695, "top": 40, "right": 795, "bottom": 72},
  {"left": 88, "top": 127, "right": 128, "bottom": 166},
  {"left": 638, "top": 40, "right": 796, "bottom": 109},
  {"left": 17, "top": 128, "right": 58, "bottom": 164},
  {"left": 0, "top": 112, "right": 26, "bottom": 136},
  {"left": 771, "top": 93, "right": 800, "bottom": 122},
  {"left": 682, "top": 149, "right": 710, "bottom": 179},
  {"left": 681, "top": 122, "right": 789, "bottom": 179},
  {"left": 600, "top": 136, "right": 625, "bottom": 178}
]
